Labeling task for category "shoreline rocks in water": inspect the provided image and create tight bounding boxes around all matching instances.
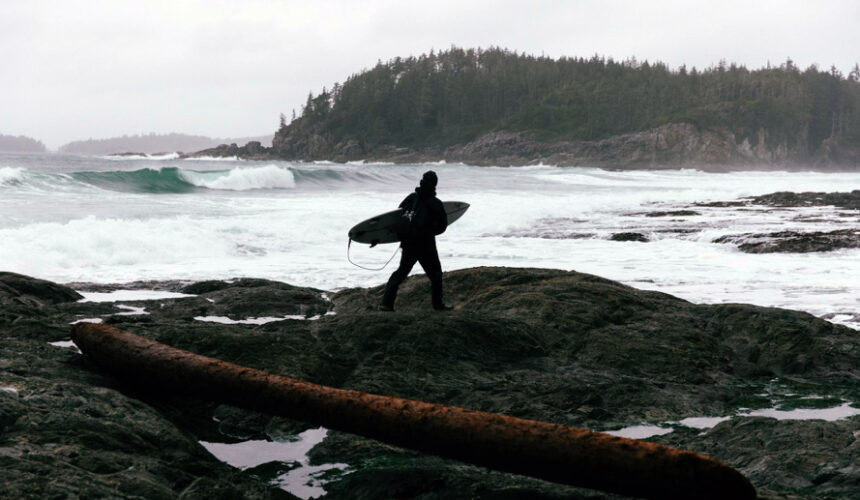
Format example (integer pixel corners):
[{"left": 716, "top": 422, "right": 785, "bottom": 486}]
[
  {"left": 609, "top": 232, "right": 649, "bottom": 242},
  {"left": 599, "top": 190, "right": 859, "bottom": 254},
  {"left": 713, "top": 229, "right": 860, "bottom": 253},
  {"left": 1, "top": 268, "right": 859, "bottom": 499},
  {"left": 749, "top": 190, "right": 860, "bottom": 210},
  {"left": 701, "top": 190, "right": 860, "bottom": 253}
]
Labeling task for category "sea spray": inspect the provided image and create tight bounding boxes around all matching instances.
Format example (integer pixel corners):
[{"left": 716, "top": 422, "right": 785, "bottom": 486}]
[{"left": 0, "top": 166, "right": 25, "bottom": 186}]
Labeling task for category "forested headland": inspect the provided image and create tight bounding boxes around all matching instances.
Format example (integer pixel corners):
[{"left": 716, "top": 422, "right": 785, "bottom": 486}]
[
  {"left": 271, "top": 47, "right": 860, "bottom": 168},
  {"left": 0, "top": 134, "right": 47, "bottom": 153}
]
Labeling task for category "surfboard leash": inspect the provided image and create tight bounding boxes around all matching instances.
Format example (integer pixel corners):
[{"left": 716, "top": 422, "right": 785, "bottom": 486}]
[{"left": 347, "top": 238, "right": 401, "bottom": 271}]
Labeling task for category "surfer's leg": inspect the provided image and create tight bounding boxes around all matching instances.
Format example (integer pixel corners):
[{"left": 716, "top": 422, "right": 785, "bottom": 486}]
[
  {"left": 418, "top": 243, "right": 444, "bottom": 309},
  {"left": 382, "top": 246, "right": 418, "bottom": 309}
]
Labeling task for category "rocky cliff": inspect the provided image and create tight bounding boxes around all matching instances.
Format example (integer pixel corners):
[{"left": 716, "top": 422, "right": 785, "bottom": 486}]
[{"left": 267, "top": 122, "right": 860, "bottom": 169}]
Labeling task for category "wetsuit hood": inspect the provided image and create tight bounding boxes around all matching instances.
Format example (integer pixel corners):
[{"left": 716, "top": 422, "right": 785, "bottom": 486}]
[{"left": 417, "top": 170, "right": 437, "bottom": 198}]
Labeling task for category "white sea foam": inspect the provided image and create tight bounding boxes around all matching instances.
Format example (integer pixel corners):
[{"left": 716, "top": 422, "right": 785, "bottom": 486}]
[
  {"left": 0, "top": 386, "right": 19, "bottom": 394},
  {"left": 0, "top": 167, "right": 26, "bottom": 185},
  {"left": 179, "top": 165, "right": 296, "bottom": 190},
  {"left": 101, "top": 153, "right": 180, "bottom": 160}
]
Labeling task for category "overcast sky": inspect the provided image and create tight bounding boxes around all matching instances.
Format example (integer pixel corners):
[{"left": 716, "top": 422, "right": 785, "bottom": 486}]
[{"left": 2, "top": 0, "right": 858, "bottom": 149}]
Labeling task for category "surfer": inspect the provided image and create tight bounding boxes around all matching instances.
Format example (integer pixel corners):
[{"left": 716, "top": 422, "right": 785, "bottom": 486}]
[{"left": 380, "top": 170, "right": 452, "bottom": 311}]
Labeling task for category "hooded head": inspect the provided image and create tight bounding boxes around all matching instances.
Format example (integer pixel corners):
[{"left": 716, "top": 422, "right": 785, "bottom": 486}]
[
  {"left": 416, "top": 170, "right": 438, "bottom": 198},
  {"left": 420, "top": 170, "right": 438, "bottom": 189}
]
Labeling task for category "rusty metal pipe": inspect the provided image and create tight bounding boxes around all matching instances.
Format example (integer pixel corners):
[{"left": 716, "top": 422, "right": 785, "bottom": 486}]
[{"left": 71, "top": 323, "right": 755, "bottom": 499}]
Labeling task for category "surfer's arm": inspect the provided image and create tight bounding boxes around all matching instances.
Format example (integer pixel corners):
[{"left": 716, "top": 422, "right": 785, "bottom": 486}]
[{"left": 398, "top": 193, "right": 415, "bottom": 209}]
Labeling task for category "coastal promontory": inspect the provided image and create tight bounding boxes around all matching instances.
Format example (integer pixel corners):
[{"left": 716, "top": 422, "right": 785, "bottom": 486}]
[{"left": 190, "top": 48, "right": 860, "bottom": 169}]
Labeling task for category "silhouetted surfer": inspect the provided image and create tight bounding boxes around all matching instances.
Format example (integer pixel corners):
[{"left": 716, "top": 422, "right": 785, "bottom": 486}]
[{"left": 380, "top": 171, "right": 452, "bottom": 311}]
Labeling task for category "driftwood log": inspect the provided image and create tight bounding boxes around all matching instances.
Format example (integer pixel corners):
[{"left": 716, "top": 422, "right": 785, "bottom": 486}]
[{"left": 71, "top": 323, "right": 756, "bottom": 499}]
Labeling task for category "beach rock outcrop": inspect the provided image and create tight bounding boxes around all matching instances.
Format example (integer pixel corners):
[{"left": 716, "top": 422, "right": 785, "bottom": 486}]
[
  {"left": 0, "top": 276, "right": 295, "bottom": 499},
  {"left": 2, "top": 267, "right": 858, "bottom": 499},
  {"left": 0, "top": 272, "right": 83, "bottom": 306}
]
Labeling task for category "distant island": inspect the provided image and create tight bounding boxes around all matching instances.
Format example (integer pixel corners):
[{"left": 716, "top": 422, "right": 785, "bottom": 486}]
[
  {"left": 59, "top": 132, "right": 273, "bottom": 155},
  {"left": 198, "top": 47, "right": 860, "bottom": 168},
  {"left": 0, "top": 133, "right": 47, "bottom": 153}
]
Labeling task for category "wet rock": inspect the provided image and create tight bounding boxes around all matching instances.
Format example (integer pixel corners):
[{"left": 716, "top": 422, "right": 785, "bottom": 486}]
[
  {"left": 695, "top": 200, "right": 748, "bottom": 207},
  {"left": 63, "top": 279, "right": 205, "bottom": 294},
  {"left": 165, "top": 278, "right": 330, "bottom": 319},
  {"left": 610, "top": 232, "right": 649, "bottom": 242},
  {"left": 751, "top": 190, "right": 860, "bottom": 210},
  {"left": 696, "top": 190, "right": 860, "bottom": 212},
  {"left": 0, "top": 272, "right": 83, "bottom": 306},
  {"left": 653, "top": 417, "right": 860, "bottom": 500},
  {"left": 643, "top": 210, "right": 701, "bottom": 217},
  {"left": 0, "top": 337, "right": 294, "bottom": 499},
  {"left": 714, "top": 229, "right": 860, "bottom": 253},
  {"left": 0, "top": 273, "right": 84, "bottom": 330},
  {"left": 4, "top": 268, "right": 859, "bottom": 499}
]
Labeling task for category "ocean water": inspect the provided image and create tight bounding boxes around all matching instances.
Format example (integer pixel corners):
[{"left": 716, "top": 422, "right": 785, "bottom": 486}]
[{"left": 1, "top": 152, "right": 858, "bottom": 329}]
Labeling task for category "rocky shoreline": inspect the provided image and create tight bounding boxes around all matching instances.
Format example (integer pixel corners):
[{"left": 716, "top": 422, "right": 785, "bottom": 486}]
[
  {"left": 1, "top": 268, "right": 858, "bottom": 498},
  {"left": 705, "top": 191, "right": 860, "bottom": 254},
  {"left": 498, "top": 190, "right": 859, "bottom": 257},
  {"left": 185, "top": 123, "right": 860, "bottom": 171}
]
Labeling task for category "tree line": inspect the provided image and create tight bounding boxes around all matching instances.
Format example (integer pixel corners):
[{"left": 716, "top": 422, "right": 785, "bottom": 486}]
[
  {"left": 278, "top": 47, "right": 860, "bottom": 155},
  {"left": 0, "top": 134, "right": 47, "bottom": 153},
  {"left": 59, "top": 133, "right": 273, "bottom": 155}
]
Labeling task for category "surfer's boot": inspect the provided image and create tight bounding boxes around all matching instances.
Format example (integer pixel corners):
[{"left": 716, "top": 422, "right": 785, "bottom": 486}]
[
  {"left": 433, "top": 303, "right": 453, "bottom": 311},
  {"left": 379, "top": 304, "right": 395, "bottom": 312}
]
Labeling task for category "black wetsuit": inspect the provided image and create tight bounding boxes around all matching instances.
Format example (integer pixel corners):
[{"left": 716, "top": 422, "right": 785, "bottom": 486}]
[{"left": 382, "top": 186, "right": 447, "bottom": 309}]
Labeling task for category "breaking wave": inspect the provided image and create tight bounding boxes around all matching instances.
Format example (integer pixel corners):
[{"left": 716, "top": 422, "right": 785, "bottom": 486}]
[
  {"left": 0, "top": 167, "right": 26, "bottom": 186},
  {"left": 1, "top": 164, "right": 416, "bottom": 193},
  {"left": 179, "top": 165, "right": 296, "bottom": 190},
  {"left": 65, "top": 165, "right": 298, "bottom": 193},
  {"left": 100, "top": 153, "right": 180, "bottom": 161}
]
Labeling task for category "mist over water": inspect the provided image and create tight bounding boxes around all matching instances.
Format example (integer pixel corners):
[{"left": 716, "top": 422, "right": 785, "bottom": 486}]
[{"left": 1, "top": 153, "right": 858, "bottom": 329}]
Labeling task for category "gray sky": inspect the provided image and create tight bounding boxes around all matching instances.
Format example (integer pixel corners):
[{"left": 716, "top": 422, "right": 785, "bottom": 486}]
[{"left": 2, "top": 0, "right": 858, "bottom": 149}]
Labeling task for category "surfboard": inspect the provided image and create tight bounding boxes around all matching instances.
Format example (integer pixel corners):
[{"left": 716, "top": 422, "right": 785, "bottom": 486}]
[{"left": 348, "top": 201, "right": 469, "bottom": 245}]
